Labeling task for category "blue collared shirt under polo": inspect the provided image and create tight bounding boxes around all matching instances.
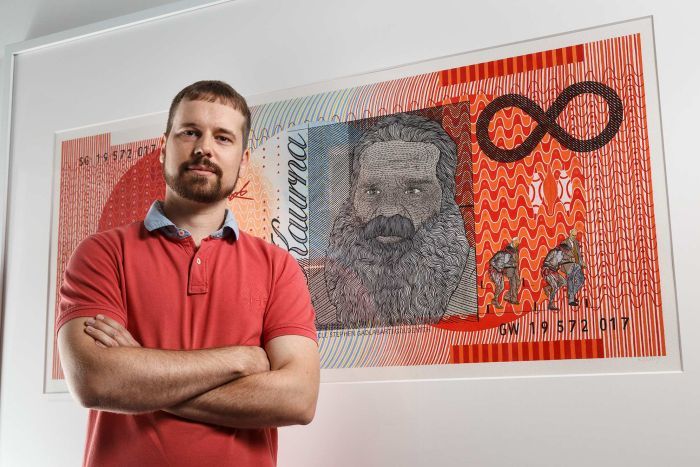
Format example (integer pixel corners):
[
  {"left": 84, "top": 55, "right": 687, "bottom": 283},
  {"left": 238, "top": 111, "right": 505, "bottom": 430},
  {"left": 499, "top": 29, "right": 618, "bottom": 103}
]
[{"left": 143, "top": 200, "right": 240, "bottom": 240}]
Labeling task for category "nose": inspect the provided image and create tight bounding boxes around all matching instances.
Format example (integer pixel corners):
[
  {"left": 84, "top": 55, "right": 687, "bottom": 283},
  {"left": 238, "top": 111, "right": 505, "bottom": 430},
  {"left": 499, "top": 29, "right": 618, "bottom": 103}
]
[
  {"left": 196, "top": 132, "right": 215, "bottom": 157},
  {"left": 374, "top": 194, "right": 405, "bottom": 218}
]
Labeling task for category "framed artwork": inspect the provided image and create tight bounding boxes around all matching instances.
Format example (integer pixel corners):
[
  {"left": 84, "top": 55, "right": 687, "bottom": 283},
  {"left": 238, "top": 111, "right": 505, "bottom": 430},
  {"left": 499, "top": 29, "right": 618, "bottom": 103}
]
[{"left": 45, "top": 17, "right": 678, "bottom": 391}]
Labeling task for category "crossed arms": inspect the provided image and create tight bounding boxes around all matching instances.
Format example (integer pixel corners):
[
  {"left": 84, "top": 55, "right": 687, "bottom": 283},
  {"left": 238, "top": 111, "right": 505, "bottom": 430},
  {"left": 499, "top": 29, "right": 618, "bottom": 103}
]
[{"left": 57, "top": 315, "right": 320, "bottom": 428}]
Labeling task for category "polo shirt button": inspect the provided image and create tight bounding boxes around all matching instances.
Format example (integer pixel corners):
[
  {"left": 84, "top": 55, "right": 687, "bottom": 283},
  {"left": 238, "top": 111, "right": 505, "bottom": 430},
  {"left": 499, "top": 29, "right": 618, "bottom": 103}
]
[{"left": 196, "top": 258, "right": 201, "bottom": 265}]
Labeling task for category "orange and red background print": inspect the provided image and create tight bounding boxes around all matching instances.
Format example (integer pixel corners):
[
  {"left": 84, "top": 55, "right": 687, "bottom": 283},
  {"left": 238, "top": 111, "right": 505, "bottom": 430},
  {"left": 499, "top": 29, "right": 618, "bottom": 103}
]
[
  {"left": 447, "top": 35, "right": 664, "bottom": 363},
  {"left": 48, "top": 29, "right": 665, "bottom": 385}
]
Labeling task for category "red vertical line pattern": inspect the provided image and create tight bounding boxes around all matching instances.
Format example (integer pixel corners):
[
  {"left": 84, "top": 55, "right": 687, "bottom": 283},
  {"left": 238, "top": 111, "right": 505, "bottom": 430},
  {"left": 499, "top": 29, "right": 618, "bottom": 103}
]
[
  {"left": 574, "top": 33, "right": 663, "bottom": 360},
  {"left": 449, "top": 339, "right": 607, "bottom": 363},
  {"left": 439, "top": 45, "right": 587, "bottom": 87},
  {"left": 52, "top": 134, "right": 163, "bottom": 379}
]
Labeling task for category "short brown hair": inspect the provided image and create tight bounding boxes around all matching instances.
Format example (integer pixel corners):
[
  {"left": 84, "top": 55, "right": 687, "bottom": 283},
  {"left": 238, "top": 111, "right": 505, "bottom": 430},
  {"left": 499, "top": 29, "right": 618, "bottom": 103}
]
[{"left": 166, "top": 80, "right": 251, "bottom": 149}]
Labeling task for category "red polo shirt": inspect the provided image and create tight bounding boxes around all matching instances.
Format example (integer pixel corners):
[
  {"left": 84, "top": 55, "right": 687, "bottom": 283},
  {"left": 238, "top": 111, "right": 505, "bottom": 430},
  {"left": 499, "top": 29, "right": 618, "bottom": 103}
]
[{"left": 57, "top": 218, "right": 317, "bottom": 467}]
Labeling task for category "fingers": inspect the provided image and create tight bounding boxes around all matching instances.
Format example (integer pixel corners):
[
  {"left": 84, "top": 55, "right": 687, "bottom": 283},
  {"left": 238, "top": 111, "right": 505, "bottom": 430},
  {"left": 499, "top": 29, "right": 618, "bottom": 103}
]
[
  {"left": 84, "top": 315, "right": 141, "bottom": 348},
  {"left": 84, "top": 322, "right": 119, "bottom": 347},
  {"left": 96, "top": 314, "right": 141, "bottom": 347}
]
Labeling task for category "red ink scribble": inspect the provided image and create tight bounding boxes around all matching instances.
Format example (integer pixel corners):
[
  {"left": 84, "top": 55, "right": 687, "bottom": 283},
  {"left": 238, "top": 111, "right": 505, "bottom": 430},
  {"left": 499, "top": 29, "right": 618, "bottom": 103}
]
[{"left": 228, "top": 180, "right": 254, "bottom": 201}]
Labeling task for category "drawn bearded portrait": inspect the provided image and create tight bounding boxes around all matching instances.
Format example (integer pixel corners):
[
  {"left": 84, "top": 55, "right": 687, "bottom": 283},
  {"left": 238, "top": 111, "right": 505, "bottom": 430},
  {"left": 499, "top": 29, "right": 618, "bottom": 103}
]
[{"left": 324, "top": 113, "right": 476, "bottom": 327}]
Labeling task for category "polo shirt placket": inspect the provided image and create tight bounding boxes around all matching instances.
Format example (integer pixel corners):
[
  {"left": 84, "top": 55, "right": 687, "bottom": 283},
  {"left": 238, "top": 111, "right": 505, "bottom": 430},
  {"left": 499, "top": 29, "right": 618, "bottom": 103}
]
[
  {"left": 150, "top": 201, "right": 237, "bottom": 296},
  {"left": 187, "top": 237, "right": 210, "bottom": 295}
]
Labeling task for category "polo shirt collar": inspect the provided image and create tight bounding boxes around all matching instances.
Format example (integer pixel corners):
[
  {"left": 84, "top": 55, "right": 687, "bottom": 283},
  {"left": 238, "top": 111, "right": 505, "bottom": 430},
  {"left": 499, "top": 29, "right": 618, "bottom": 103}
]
[{"left": 144, "top": 200, "right": 239, "bottom": 240}]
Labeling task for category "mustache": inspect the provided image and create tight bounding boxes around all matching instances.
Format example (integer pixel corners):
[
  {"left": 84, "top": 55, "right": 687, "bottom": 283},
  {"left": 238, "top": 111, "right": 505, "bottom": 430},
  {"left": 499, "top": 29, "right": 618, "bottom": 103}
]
[
  {"left": 362, "top": 214, "right": 416, "bottom": 240},
  {"left": 179, "top": 156, "right": 223, "bottom": 177}
]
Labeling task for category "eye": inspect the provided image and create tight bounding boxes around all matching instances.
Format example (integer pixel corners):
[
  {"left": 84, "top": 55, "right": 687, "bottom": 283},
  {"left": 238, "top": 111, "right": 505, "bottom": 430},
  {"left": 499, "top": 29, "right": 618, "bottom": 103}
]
[
  {"left": 365, "top": 188, "right": 380, "bottom": 195},
  {"left": 180, "top": 129, "right": 199, "bottom": 138},
  {"left": 405, "top": 187, "right": 422, "bottom": 195},
  {"left": 216, "top": 135, "right": 232, "bottom": 143}
]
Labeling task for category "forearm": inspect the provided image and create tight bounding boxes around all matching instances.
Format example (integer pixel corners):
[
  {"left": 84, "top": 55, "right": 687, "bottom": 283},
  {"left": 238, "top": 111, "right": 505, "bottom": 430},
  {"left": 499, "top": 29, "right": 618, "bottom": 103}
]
[
  {"left": 164, "top": 365, "right": 318, "bottom": 428},
  {"left": 74, "top": 345, "right": 257, "bottom": 413},
  {"left": 63, "top": 318, "right": 319, "bottom": 426},
  {"left": 59, "top": 317, "right": 270, "bottom": 415}
]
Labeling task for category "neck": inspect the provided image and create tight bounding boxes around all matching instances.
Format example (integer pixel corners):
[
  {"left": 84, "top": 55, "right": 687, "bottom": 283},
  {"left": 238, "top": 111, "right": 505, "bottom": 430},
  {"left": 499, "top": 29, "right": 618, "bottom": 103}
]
[{"left": 162, "top": 191, "right": 228, "bottom": 245}]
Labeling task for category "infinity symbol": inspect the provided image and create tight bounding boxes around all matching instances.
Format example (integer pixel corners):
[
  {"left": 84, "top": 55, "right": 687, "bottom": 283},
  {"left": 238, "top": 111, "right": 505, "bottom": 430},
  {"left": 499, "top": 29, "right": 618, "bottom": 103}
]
[{"left": 476, "top": 81, "right": 623, "bottom": 163}]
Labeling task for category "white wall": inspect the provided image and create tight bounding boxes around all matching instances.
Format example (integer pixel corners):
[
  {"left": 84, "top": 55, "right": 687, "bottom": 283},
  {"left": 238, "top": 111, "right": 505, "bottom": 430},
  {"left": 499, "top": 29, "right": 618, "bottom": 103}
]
[
  {"left": 0, "top": 1, "right": 698, "bottom": 466},
  {"left": 0, "top": 0, "right": 178, "bottom": 62}
]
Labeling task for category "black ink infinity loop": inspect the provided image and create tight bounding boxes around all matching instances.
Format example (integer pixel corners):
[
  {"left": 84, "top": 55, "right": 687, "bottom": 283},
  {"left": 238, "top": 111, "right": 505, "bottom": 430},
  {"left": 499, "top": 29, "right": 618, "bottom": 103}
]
[{"left": 476, "top": 81, "right": 623, "bottom": 163}]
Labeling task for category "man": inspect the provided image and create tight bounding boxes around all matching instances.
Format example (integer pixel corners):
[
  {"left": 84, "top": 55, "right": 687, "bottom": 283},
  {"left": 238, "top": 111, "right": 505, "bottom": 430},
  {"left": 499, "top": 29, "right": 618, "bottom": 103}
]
[
  {"left": 488, "top": 237, "right": 520, "bottom": 309},
  {"left": 542, "top": 229, "right": 586, "bottom": 310},
  {"left": 561, "top": 228, "right": 586, "bottom": 307},
  {"left": 541, "top": 241, "right": 571, "bottom": 310},
  {"left": 57, "top": 81, "right": 319, "bottom": 467},
  {"left": 324, "top": 113, "right": 477, "bottom": 327}
]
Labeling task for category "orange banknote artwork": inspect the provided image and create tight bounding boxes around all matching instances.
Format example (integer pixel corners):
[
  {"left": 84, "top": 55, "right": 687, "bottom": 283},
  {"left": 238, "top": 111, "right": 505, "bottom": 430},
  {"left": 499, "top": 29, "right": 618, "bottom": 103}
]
[{"left": 46, "top": 19, "right": 677, "bottom": 389}]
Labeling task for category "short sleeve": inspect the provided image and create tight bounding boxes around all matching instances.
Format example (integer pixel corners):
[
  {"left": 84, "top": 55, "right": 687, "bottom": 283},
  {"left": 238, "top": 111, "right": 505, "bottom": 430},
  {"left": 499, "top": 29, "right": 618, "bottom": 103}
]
[
  {"left": 56, "top": 234, "right": 127, "bottom": 333},
  {"left": 262, "top": 251, "right": 317, "bottom": 345}
]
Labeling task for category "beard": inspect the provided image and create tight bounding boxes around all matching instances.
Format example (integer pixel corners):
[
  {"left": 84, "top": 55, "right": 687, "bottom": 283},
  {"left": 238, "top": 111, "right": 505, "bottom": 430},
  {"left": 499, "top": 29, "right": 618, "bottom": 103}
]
[
  {"left": 324, "top": 201, "right": 469, "bottom": 327},
  {"left": 163, "top": 155, "right": 238, "bottom": 203}
]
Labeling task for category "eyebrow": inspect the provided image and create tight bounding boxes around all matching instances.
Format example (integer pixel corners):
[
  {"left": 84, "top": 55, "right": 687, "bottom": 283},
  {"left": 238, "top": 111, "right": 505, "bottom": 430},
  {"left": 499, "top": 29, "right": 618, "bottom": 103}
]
[
  {"left": 215, "top": 127, "right": 236, "bottom": 137},
  {"left": 404, "top": 178, "right": 435, "bottom": 185},
  {"left": 178, "top": 123, "right": 237, "bottom": 137},
  {"left": 359, "top": 178, "right": 434, "bottom": 187}
]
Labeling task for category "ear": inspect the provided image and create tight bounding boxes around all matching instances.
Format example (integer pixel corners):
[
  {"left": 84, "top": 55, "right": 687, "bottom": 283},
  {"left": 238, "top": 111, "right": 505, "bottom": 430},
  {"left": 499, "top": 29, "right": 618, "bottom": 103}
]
[
  {"left": 238, "top": 146, "right": 251, "bottom": 179},
  {"left": 159, "top": 134, "right": 167, "bottom": 164}
]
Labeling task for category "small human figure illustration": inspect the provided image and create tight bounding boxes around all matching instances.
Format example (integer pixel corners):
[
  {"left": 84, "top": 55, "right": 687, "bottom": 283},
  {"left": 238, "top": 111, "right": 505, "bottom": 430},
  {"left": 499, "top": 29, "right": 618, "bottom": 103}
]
[
  {"left": 561, "top": 228, "right": 586, "bottom": 307},
  {"left": 542, "top": 229, "right": 587, "bottom": 310},
  {"left": 488, "top": 237, "right": 521, "bottom": 309}
]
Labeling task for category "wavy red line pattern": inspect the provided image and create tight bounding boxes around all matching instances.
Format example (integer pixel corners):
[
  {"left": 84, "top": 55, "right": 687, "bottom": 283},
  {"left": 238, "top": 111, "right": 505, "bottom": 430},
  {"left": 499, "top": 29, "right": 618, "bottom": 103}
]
[{"left": 472, "top": 96, "right": 586, "bottom": 321}]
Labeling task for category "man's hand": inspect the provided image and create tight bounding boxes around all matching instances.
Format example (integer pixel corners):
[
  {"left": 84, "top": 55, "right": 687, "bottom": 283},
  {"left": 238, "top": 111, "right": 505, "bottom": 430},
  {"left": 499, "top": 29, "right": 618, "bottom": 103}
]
[{"left": 84, "top": 314, "right": 141, "bottom": 348}]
